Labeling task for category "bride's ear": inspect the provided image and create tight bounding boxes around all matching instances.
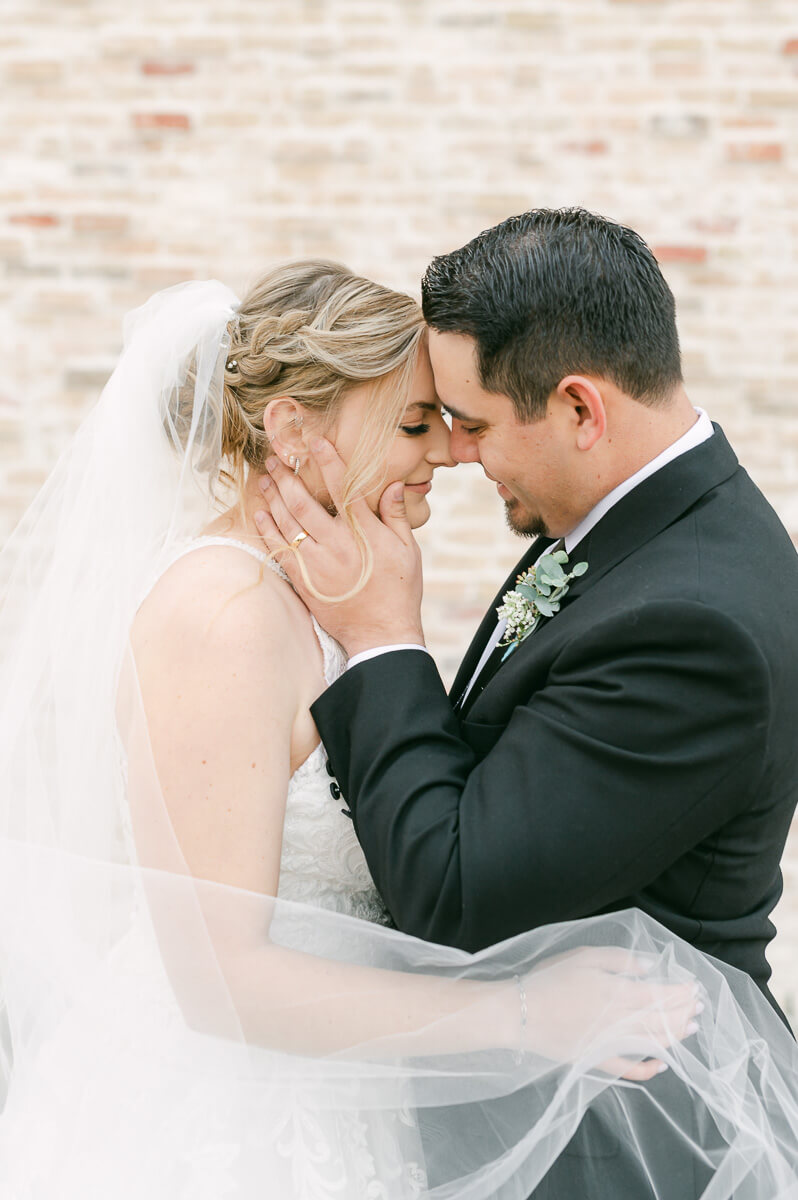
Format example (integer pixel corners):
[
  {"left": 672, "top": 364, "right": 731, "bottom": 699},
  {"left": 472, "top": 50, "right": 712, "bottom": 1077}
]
[{"left": 262, "top": 397, "right": 309, "bottom": 472}]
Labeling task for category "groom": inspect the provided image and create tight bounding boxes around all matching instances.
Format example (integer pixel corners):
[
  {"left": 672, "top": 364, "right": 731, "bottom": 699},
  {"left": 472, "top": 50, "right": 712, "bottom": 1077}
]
[{"left": 258, "top": 208, "right": 798, "bottom": 1193}]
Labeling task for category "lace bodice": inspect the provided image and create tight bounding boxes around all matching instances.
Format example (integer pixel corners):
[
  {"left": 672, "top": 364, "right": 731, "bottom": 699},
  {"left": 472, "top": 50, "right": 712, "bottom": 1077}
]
[{"left": 167, "top": 537, "right": 392, "bottom": 928}]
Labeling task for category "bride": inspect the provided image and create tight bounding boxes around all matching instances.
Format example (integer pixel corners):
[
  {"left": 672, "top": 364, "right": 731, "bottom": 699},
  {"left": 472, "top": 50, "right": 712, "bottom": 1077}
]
[{"left": 0, "top": 263, "right": 796, "bottom": 1199}]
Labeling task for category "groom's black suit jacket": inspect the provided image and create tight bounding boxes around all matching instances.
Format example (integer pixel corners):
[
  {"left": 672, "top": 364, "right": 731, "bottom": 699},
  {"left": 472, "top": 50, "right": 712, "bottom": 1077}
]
[{"left": 312, "top": 425, "right": 798, "bottom": 1017}]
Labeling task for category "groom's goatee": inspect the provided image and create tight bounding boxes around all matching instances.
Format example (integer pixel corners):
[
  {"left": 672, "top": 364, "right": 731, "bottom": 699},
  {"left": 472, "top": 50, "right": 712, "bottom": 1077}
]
[{"left": 505, "top": 502, "right": 546, "bottom": 539}]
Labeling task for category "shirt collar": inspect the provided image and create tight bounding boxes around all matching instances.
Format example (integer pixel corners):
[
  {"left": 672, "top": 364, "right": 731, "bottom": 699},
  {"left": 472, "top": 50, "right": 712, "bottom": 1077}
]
[{"left": 564, "top": 408, "right": 714, "bottom": 554}]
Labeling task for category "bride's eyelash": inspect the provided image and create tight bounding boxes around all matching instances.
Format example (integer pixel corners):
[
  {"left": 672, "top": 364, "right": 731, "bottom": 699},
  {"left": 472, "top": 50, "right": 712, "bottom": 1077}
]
[{"left": 400, "top": 422, "right": 431, "bottom": 436}]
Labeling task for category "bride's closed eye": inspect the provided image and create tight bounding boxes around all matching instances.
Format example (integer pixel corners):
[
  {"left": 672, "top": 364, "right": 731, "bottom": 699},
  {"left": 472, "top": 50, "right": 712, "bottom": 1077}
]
[{"left": 400, "top": 421, "right": 431, "bottom": 436}]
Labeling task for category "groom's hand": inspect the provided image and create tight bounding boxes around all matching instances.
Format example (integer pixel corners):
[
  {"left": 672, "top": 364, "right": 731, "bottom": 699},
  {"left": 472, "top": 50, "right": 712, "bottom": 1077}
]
[{"left": 253, "top": 438, "right": 426, "bottom": 658}]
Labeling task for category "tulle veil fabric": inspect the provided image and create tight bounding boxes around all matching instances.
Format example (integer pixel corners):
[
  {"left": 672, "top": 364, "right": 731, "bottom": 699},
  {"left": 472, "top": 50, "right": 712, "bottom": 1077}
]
[{"left": 0, "top": 280, "right": 797, "bottom": 1198}]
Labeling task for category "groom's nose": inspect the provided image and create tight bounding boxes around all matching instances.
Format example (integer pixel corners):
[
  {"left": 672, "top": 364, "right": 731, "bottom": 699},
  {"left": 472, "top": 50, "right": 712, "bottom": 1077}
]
[{"left": 449, "top": 423, "right": 480, "bottom": 465}]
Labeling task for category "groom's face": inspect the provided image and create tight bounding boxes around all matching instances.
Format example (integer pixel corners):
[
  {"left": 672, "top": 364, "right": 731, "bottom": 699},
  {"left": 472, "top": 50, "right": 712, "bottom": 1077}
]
[{"left": 428, "top": 330, "right": 580, "bottom": 539}]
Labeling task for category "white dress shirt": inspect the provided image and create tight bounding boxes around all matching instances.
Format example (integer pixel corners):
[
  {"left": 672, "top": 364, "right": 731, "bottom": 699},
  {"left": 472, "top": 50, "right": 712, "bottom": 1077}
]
[{"left": 348, "top": 409, "right": 714, "bottom": 688}]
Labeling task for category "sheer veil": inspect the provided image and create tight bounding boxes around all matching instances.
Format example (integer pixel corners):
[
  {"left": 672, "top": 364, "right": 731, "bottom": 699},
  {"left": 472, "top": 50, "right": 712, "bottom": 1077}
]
[{"left": 0, "top": 280, "right": 797, "bottom": 1199}]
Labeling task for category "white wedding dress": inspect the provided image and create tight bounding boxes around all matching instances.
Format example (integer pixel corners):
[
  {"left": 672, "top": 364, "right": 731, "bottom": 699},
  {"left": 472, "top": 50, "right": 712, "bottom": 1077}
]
[{"left": 0, "top": 537, "right": 428, "bottom": 1200}]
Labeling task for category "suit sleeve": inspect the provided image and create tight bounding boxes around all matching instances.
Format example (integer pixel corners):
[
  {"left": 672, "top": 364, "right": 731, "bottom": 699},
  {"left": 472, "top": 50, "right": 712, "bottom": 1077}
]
[{"left": 311, "top": 600, "right": 771, "bottom": 950}]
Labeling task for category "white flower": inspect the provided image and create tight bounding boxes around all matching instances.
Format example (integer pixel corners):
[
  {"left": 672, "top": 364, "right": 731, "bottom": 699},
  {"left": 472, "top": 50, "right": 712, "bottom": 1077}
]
[{"left": 497, "top": 551, "right": 588, "bottom": 654}]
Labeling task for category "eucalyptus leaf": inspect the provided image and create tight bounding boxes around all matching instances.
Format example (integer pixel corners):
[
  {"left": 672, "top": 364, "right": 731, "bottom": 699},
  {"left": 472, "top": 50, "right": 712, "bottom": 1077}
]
[
  {"left": 499, "top": 552, "right": 589, "bottom": 644},
  {"left": 538, "top": 557, "right": 567, "bottom": 585}
]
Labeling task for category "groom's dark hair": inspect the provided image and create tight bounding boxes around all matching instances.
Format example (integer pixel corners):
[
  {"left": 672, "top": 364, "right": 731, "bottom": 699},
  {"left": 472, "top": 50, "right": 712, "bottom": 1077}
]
[{"left": 421, "top": 208, "right": 683, "bottom": 421}]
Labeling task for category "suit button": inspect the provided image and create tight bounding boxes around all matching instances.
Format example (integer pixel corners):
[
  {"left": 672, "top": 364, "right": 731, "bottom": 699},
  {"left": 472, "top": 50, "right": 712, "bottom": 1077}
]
[
  {"left": 325, "top": 759, "right": 335, "bottom": 777},
  {"left": 329, "top": 781, "right": 342, "bottom": 800}
]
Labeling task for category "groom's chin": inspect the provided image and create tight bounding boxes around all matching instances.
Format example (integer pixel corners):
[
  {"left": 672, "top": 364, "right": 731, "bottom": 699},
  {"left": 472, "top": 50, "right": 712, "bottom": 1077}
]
[{"left": 504, "top": 500, "right": 547, "bottom": 539}]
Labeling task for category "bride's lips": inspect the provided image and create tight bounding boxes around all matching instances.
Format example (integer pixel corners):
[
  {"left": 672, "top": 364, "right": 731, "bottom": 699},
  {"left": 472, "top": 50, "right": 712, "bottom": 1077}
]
[{"left": 405, "top": 481, "right": 432, "bottom": 495}]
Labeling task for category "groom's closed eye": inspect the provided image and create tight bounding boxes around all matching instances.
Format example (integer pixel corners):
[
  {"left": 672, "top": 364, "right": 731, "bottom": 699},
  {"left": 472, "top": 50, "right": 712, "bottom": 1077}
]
[{"left": 441, "top": 404, "right": 484, "bottom": 435}]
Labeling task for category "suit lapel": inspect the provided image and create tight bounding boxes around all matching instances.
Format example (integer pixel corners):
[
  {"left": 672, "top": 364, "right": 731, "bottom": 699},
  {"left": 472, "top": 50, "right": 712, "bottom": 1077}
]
[
  {"left": 454, "top": 424, "right": 740, "bottom": 712},
  {"left": 449, "top": 535, "right": 556, "bottom": 707},
  {"left": 558, "top": 423, "right": 739, "bottom": 610}
]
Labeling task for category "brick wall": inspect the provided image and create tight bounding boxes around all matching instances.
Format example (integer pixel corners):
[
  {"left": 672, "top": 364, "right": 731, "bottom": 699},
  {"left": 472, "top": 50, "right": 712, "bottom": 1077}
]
[{"left": 2, "top": 0, "right": 797, "bottom": 1014}]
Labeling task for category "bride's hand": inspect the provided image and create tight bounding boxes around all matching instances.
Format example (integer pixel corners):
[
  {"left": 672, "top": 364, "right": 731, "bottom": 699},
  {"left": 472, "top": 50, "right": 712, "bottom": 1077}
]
[{"left": 520, "top": 946, "right": 702, "bottom": 1082}]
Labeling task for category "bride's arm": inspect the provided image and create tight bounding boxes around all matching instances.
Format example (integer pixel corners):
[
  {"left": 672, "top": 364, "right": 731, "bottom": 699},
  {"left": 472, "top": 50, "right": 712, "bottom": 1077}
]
[
  {"left": 129, "top": 557, "right": 696, "bottom": 1073},
  {"left": 130, "top": 547, "right": 298, "bottom": 894}
]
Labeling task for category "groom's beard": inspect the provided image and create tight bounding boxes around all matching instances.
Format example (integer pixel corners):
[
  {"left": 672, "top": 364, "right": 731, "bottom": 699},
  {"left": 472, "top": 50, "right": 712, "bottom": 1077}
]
[{"left": 504, "top": 498, "right": 547, "bottom": 539}]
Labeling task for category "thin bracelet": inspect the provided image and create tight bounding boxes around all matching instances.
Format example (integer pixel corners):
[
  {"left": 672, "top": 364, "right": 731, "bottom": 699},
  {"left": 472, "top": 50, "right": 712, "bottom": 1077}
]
[{"left": 513, "top": 973, "right": 528, "bottom": 1064}]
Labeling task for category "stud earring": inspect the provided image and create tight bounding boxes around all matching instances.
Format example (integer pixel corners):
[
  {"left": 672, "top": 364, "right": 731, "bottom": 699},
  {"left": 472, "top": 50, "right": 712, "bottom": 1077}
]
[{"left": 288, "top": 455, "right": 301, "bottom": 475}]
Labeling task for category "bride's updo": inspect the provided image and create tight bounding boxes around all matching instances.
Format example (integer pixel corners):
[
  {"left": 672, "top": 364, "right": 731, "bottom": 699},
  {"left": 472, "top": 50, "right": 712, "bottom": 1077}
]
[{"left": 220, "top": 260, "right": 425, "bottom": 505}]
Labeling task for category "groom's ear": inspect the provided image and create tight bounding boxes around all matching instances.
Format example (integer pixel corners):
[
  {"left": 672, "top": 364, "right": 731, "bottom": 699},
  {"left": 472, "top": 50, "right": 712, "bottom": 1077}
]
[
  {"left": 556, "top": 375, "right": 606, "bottom": 452},
  {"left": 262, "top": 396, "right": 309, "bottom": 467}
]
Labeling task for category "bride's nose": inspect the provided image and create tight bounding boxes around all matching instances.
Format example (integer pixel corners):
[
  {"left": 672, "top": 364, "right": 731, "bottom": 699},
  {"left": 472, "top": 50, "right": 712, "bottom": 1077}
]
[{"left": 427, "top": 418, "right": 456, "bottom": 469}]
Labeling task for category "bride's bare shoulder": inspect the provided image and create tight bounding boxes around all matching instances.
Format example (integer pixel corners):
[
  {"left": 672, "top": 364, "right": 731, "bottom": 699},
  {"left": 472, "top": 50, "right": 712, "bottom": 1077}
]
[{"left": 132, "top": 543, "right": 306, "bottom": 662}]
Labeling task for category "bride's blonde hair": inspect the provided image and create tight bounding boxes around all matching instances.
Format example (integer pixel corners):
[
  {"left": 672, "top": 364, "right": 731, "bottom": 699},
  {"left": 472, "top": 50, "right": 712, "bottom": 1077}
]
[{"left": 221, "top": 260, "right": 425, "bottom": 596}]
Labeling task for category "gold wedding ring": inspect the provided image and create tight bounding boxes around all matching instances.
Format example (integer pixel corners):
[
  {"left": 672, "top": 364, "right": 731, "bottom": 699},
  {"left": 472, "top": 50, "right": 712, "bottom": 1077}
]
[{"left": 289, "top": 530, "right": 309, "bottom": 550}]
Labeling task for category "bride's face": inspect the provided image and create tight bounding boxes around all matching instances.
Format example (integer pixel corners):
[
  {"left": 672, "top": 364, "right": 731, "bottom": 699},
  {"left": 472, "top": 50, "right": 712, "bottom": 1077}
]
[{"left": 321, "top": 342, "right": 455, "bottom": 529}]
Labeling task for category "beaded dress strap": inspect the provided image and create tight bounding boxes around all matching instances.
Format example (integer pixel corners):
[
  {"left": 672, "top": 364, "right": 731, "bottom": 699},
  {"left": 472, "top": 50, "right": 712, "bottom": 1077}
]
[{"left": 168, "top": 535, "right": 288, "bottom": 579}]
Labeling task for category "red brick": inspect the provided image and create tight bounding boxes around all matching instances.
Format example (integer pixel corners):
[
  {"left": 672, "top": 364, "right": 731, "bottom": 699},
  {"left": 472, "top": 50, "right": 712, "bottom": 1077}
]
[
  {"left": 141, "top": 61, "right": 195, "bottom": 76},
  {"left": 9, "top": 214, "right": 60, "bottom": 228},
  {"left": 726, "top": 143, "right": 783, "bottom": 163},
  {"left": 652, "top": 246, "right": 708, "bottom": 264},
  {"left": 132, "top": 113, "right": 191, "bottom": 131}
]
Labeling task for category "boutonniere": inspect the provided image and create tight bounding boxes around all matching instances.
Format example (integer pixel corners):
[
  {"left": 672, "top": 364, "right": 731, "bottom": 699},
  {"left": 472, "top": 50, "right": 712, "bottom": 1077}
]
[{"left": 497, "top": 550, "right": 588, "bottom": 660}]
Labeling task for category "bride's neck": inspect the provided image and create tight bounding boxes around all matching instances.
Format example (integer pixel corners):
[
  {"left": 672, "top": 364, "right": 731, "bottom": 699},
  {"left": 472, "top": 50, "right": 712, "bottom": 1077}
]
[{"left": 203, "top": 471, "right": 271, "bottom": 547}]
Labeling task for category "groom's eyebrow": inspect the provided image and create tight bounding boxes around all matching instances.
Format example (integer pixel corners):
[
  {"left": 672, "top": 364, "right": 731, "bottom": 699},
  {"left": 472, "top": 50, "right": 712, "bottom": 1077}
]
[
  {"left": 406, "top": 401, "right": 441, "bottom": 413},
  {"left": 441, "top": 402, "right": 482, "bottom": 423}
]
